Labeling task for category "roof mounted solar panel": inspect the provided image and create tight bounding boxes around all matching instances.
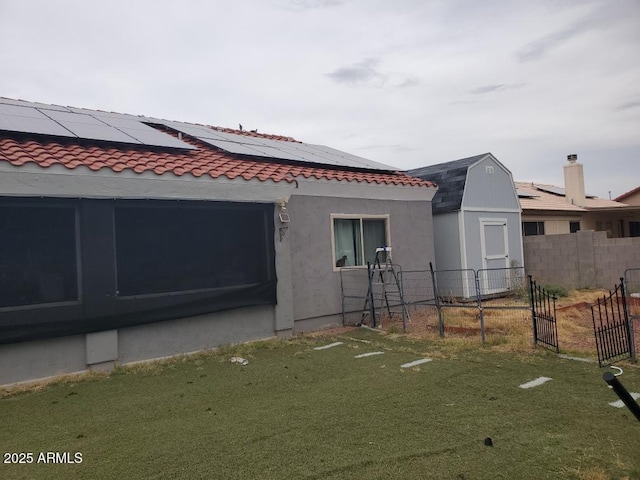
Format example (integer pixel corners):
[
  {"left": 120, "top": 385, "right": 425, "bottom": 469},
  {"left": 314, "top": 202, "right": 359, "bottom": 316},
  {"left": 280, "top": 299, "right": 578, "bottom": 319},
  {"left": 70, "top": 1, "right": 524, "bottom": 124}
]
[
  {"left": 307, "top": 144, "right": 396, "bottom": 171},
  {"left": 96, "top": 116, "right": 196, "bottom": 149},
  {"left": 198, "top": 139, "right": 270, "bottom": 156},
  {"left": 536, "top": 185, "right": 565, "bottom": 196},
  {"left": 516, "top": 188, "right": 540, "bottom": 198},
  {"left": 162, "top": 121, "right": 225, "bottom": 140},
  {"left": 0, "top": 103, "right": 75, "bottom": 137},
  {"left": 204, "top": 129, "right": 268, "bottom": 146},
  {"left": 0, "top": 98, "right": 71, "bottom": 112},
  {"left": 40, "top": 110, "right": 142, "bottom": 144},
  {"left": 156, "top": 118, "right": 397, "bottom": 170},
  {"left": 536, "top": 185, "right": 597, "bottom": 198}
]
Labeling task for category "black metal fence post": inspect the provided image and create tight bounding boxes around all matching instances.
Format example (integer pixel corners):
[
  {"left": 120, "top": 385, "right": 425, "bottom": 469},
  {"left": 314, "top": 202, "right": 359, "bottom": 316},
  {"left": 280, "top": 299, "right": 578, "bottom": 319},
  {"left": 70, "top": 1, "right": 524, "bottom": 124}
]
[
  {"left": 620, "top": 277, "right": 637, "bottom": 364},
  {"left": 475, "top": 272, "right": 485, "bottom": 344},
  {"left": 529, "top": 275, "right": 537, "bottom": 347},
  {"left": 367, "top": 262, "right": 376, "bottom": 327},
  {"left": 429, "top": 262, "right": 444, "bottom": 337}
]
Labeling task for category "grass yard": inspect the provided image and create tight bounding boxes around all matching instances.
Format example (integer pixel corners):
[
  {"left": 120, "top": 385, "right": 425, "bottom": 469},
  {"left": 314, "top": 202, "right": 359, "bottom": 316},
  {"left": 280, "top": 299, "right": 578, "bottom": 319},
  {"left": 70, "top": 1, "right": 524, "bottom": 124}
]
[{"left": 1, "top": 327, "right": 639, "bottom": 480}]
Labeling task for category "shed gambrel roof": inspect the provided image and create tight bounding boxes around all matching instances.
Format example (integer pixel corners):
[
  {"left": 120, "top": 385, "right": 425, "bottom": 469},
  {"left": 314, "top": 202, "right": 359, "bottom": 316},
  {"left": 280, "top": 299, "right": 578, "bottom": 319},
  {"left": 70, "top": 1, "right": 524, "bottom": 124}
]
[{"left": 407, "top": 153, "right": 491, "bottom": 213}]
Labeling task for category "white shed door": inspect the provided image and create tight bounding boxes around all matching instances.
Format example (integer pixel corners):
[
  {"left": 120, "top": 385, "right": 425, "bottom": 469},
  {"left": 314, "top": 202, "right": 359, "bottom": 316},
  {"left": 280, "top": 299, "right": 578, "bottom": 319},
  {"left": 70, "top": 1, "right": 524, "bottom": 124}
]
[{"left": 480, "top": 220, "right": 509, "bottom": 293}]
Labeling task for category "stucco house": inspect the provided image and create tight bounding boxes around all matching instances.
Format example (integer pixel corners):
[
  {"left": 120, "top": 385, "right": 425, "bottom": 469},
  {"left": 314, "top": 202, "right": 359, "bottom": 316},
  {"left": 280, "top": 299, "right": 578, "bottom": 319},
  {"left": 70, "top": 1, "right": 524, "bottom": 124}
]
[
  {"left": 615, "top": 187, "right": 640, "bottom": 236},
  {"left": 517, "top": 155, "right": 640, "bottom": 238},
  {"left": 615, "top": 186, "right": 640, "bottom": 206},
  {"left": 408, "top": 153, "right": 523, "bottom": 296},
  {"left": 0, "top": 98, "right": 437, "bottom": 385}
]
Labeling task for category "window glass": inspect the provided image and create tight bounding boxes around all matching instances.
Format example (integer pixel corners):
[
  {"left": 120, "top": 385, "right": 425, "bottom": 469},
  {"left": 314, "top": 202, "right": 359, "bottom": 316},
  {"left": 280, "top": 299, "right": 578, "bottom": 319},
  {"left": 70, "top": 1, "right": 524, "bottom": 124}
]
[
  {"left": 334, "top": 218, "right": 362, "bottom": 267},
  {"left": 363, "top": 219, "right": 386, "bottom": 264},
  {"left": 115, "top": 205, "right": 270, "bottom": 296},
  {"left": 0, "top": 205, "right": 78, "bottom": 308},
  {"left": 569, "top": 221, "right": 580, "bottom": 233},
  {"left": 522, "top": 221, "right": 544, "bottom": 236},
  {"left": 334, "top": 217, "right": 387, "bottom": 267}
]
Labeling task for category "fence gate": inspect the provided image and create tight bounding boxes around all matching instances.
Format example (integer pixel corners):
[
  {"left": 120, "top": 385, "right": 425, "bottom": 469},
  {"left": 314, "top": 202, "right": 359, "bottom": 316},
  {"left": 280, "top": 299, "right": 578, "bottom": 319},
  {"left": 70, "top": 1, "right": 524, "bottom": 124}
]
[
  {"left": 529, "top": 276, "right": 559, "bottom": 352},
  {"left": 591, "top": 279, "right": 635, "bottom": 367}
]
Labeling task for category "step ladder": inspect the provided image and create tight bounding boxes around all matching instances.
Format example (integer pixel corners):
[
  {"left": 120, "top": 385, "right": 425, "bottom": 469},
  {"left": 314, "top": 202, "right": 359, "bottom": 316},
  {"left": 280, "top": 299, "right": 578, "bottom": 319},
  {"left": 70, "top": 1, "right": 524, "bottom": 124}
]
[{"left": 361, "top": 247, "right": 410, "bottom": 330}]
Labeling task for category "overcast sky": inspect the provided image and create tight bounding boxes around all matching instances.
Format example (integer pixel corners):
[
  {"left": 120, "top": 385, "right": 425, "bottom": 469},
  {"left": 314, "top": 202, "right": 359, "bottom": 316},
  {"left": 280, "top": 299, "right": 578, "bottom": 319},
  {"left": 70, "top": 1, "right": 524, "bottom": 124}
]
[{"left": 1, "top": 0, "right": 638, "bottom": 198}]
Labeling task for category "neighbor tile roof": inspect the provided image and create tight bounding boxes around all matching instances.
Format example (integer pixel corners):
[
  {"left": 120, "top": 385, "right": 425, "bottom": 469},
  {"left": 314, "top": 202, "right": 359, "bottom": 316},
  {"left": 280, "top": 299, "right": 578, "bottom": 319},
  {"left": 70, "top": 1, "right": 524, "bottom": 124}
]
[
  {"left": 0, "top": 134, "right": 434, "bottom": 187},
  {"left": 407, "top": 153, "right": 490, "bottom": 213},
  {"left": 614, "top": 185, "right": 640, "bottom": 203},
  {"left": 515, "top": 182, "right": 627, "bottom": 211}
]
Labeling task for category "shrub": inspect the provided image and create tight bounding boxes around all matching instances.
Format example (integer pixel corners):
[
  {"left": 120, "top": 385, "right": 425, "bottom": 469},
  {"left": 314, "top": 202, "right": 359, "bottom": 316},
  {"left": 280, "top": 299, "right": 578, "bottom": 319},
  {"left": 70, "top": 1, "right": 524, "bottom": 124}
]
[{"left": 542, "top": 284, "right": 569, "bottom": 298}]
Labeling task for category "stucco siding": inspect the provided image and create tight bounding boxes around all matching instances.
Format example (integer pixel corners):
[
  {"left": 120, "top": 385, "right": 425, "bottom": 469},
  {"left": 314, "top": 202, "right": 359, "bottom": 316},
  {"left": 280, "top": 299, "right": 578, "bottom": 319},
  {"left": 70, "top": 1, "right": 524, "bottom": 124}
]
[
  {"left": 0, "top": 306, "right": 275, "bottom": 386},
  {"left": 287, "top": 195, "right": 435, "bottom": 325},
  {"left": 117, "top": 306, "right": 275, "bottom": 363}
]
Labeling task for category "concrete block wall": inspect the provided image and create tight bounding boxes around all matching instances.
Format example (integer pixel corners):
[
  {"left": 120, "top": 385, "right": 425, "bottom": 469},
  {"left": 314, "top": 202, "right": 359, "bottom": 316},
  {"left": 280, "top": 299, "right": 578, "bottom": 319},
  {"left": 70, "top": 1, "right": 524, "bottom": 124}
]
[{"left": 524, "top": 231, "right": 640, "bottom": 289}]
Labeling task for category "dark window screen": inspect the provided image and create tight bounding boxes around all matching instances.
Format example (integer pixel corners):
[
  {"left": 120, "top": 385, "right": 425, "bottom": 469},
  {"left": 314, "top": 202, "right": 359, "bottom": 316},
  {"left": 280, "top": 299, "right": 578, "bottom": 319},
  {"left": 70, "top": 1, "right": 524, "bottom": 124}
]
[
  {"left": 522, "top": 221, "right": 545, "bottom": 236},
  {"left": 115, "top": 205, "right": 271, "bottom": 296},
  {"left": 0, "top": 205, "right": 78, "bottom": 308},
  {"left": 569, "top": 221, "right": 580, "bottom": 233}
]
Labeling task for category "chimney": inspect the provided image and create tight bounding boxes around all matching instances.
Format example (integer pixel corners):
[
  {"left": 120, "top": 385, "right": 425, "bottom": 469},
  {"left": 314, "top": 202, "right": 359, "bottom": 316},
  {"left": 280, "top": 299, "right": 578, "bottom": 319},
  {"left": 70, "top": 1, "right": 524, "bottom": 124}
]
[{"left": 563, "top": 154, "right": 586, "bottom": 206}]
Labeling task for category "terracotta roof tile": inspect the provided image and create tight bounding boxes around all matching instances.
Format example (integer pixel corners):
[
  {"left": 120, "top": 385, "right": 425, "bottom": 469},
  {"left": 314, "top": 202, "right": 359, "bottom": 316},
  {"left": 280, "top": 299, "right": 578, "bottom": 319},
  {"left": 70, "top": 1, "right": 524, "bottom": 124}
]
[{"left": 0, "top": 135, "right": 435, "bottom": 188}]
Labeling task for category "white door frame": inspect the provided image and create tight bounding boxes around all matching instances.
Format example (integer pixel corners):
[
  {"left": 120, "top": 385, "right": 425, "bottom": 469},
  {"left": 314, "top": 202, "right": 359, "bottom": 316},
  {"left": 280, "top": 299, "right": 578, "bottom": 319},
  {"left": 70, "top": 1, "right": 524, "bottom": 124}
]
[{"left": 479, "top": 218, "right": 509, "bottom": 293}]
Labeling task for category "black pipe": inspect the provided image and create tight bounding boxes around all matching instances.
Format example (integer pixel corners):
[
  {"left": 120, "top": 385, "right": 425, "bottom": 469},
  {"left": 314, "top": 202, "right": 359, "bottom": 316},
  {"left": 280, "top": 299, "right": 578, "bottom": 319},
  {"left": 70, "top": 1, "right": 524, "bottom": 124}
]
[{"left": 603, "top": 372, "right": 640, "bottom": 422}]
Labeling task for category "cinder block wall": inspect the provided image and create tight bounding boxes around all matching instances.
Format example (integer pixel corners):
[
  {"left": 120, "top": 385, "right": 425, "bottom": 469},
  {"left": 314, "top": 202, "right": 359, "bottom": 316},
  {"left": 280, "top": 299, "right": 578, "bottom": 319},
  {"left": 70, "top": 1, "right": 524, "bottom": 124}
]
[{"left": 523, "top": 231, "right": 640, "bottom": 289}]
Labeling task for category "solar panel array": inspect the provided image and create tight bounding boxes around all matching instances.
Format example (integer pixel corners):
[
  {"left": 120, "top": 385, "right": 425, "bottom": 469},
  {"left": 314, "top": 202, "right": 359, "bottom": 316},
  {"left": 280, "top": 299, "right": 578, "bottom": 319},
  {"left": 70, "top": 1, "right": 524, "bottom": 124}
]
[
  {"left": 515, "top": 187, "right": 540, "bottom": 198},
  {"left": 0, "top": 97, "right": 397, "bottom": 171},
  {"left": 158, "top": 120, "right": 396, "bottom": 171},
  {"left": 0, "top": 98, "right": 195, "bottom": 150},
  {"left": 535, "top": 185, "right": 596, "bottom": 198}
]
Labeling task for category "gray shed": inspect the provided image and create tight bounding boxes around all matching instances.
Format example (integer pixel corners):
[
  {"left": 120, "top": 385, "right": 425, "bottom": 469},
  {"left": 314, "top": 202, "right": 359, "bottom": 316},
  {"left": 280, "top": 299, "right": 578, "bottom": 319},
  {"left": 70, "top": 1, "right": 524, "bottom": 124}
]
[{"left": 408, "top": 153, "right": 523, "bottom": 294}]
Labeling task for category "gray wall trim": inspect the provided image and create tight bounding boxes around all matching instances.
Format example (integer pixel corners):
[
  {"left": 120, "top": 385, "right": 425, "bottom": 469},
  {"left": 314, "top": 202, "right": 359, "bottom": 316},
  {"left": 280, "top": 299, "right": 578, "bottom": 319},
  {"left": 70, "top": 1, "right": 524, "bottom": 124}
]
[
  {"left": 0, "top": 162, "right": 436, "bottom": 204},
  {"left": 0, "top": 163, "right": 297, "bottom": 203}
]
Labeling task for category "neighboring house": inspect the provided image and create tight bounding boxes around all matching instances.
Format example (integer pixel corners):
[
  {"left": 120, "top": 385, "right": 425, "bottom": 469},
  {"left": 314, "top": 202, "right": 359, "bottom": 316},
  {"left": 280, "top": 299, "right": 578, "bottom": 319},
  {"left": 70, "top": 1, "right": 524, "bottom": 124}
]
[
  {"left": 408, "top": 153, "right": 523, "bottom": 296},
  {"left": 615, "top": 186, "right": 640, "bottom": 205},
  {"left": 615, "top": 187, "right": 640, "bottom": 236},
  {"left": 517, "top": 154, "right": 640, "bottom": 238},
  {"left": 0, "top": 98, "right": 437, "bottom": 385}
]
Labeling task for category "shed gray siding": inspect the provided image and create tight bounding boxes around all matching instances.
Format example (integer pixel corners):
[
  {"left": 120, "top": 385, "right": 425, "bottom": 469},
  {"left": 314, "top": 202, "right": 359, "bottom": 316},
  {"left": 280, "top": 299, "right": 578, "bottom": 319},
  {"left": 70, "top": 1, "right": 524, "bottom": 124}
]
[
  {"left": 462, "top": 156, "right": 520, "bottom": 210},
  {"left": 287, "top": 195, "right": 435, "bottom": 331},
  {"left": 432, "top": 212, "right": 462, "bottom": 271}
]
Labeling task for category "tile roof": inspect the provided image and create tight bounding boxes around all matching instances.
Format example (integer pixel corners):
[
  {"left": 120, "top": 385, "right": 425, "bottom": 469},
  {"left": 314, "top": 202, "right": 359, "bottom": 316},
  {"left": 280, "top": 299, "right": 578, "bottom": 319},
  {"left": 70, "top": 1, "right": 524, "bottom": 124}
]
[
  {"left": 614, "top": 185, "right": 640, "bottom": 203},
  {"left": 0, "top": 133, "right": 434, "bottom": 187},
  {"left": 515, "top": 181, "right": 627, "bottom": 211},
  {"left": 407, "top": 153, "right": 490, "bottom": 213}
]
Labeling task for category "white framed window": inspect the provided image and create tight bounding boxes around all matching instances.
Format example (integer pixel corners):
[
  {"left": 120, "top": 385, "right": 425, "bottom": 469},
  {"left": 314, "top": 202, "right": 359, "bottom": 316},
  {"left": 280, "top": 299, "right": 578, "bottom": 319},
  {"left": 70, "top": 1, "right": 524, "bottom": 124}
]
[{"left": 331, "top": 214, "right": 390, "bottom": 269}]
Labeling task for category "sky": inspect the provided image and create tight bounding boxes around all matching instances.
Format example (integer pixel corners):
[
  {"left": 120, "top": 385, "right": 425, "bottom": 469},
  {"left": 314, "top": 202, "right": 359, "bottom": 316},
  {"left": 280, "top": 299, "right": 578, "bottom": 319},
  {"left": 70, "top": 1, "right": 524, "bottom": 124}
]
[{"left": 0, "top": 0, "right": 638, "bottom": 199}]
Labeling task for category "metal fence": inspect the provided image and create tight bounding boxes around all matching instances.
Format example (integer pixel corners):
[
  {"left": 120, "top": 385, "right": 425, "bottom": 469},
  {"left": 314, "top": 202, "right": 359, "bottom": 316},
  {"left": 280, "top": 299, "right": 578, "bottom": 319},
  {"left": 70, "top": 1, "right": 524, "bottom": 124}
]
[
  {"left": 591, "top": 279, "right": 635, "bottom": 367},
  {"left": 341, "top": 264, "right": 532, "bottom": 346},
  {"left": 624, "top": 268, "right": 640, "bottom": 357},
  {"left": 340, "top": 264, "right": 640, "bottom": 360},
  {"left": 339, "top": 267, "right": 371, "bottom": 327},
  {"left": 530, "top": 277, "right": 559, "bottom": 352}
]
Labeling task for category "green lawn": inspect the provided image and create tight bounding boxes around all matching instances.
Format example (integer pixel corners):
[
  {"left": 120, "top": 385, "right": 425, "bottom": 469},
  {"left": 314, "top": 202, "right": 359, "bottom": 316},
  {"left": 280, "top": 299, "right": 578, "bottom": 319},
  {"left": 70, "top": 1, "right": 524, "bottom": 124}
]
[{"left": 1, "top": 328, "right": 639, "bottom": 480}]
